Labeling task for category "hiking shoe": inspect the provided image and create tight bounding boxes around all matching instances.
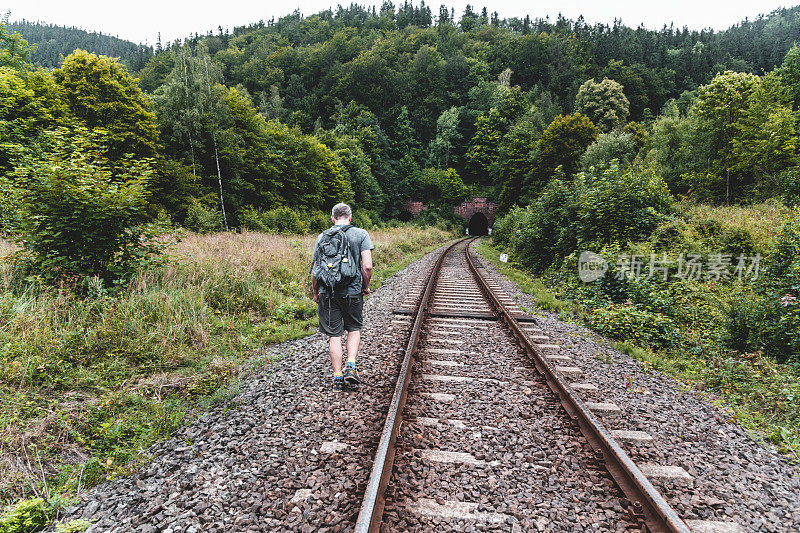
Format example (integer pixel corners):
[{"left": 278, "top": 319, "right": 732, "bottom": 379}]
[
  {"left": 343, "top": 362, "right": 361, "bottom": 388},
  {"left": 332, "top": 376, "right": 344, "bottom": 391}
]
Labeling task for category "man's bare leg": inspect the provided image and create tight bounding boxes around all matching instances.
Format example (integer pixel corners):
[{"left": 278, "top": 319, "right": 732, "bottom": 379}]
[
  {"left": 346, "top": 330, "right": 361, "bottom": 364},
  {"left": 329, "top": 336, "right": 343, "bottom": 374}
]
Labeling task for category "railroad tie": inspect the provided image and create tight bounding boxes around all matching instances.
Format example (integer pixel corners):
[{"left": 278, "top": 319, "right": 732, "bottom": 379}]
[
  {"left": 537, "top": 343, "right": 561, "bottom": 354},
  {"left": 683, "top": 520, "right": 746, "bottom": 533},
  {"left": 571, "top": 382, "right": 599, "bottom": 392},
  {"left": 555, "top": 365, "right": 583, "bottom": 379},
  {"left": 415, "top": 417, "right": 467, "bottom": 429},
  {"left": 420, "top": 392, "right": 456, "bottom": 402},
  {"left": 319, "top": 441, "right": 350, "bottom": 454},
  {"left": 416, "top": 448, "right": 500, "bottom": 467},
  {"left": 639, "top": 464, "right": 694, "bottom": 486},
  {"left": 585, "top": 402, "right": 622, "bottom": 416},
  {"left": 406, "top": 499, "right": 512, "bottom": 525},
  {"left": 422, "top": 359, "right": 465, "bottom": 367},
  {"left": 609, "top": 430, "right": 653, "bottom": 444}
]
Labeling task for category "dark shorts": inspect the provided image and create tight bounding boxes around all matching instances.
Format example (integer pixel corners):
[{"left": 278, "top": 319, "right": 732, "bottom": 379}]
[{"left": 318, "top": 293, "right": 364, "bottom": 337}]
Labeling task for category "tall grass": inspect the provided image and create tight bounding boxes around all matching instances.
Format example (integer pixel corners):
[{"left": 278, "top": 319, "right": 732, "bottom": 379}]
[
  {"left": 679, "top": 199, "right": 790, "bottom": 248},
  {"left": 0, "top": 225, "right": 452, "bottom": 505}
]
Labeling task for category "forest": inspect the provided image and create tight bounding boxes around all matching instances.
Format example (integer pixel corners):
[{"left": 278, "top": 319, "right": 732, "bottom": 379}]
[
  {"left": 3, "top": 3, "right": 800, "bottom": 528},
  {"left": 5, "top": 20, "right": 152, "bottom": 70},
  {"left": 7, "top": 3, "right": 800, "bottom": 235}
]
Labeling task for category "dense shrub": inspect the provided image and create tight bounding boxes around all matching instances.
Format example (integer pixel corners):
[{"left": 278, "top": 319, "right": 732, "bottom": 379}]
[
  {"left": 351, "top": 209, "right": 378, "bottom": 229},
  {"left": 238, "top": 206, "right": 368, "bottom": 234},
  {"left": 0, "top": 498, "right": 52, "bottom": 533},
  {"left": 720, "top": 228, "right": 758, "bottom": 255},
  {"left": 307, "top": 211, "right": 332, "bottom": 232},
  {"left": 0, "top": 129, "right": 165, "bottom": 284},
  {"left": 493, "top": 179, "right": 580, "bottom": 273},
  {"left": 580, "top": 133, "right": 635, "bottom": 172},
  {"left": 778, "top": 168, "right": 800, "bottom": 207},
  {"left": 577, "top": 162, "right": 673, "bottom": 248},
  {"left": 494, "top": 162, "right": 673, "bottom": 273},
  {"left": 184, "top": 201, "right": 222, "bottom": 234},
  {"left": 648, "top": 218, "right": 701, "bottom": 251},
  {"left": 585, "top": 301, "right": 676, "bottom": 348},
  {"left": 728, "top": 209, "right": 800, "bottom": 362},
  {"left": 410, "top": 168, "right": 470, "bottom": 206},
  {"left": 239, "top": 207, "right": 307, "bottom": 234}
]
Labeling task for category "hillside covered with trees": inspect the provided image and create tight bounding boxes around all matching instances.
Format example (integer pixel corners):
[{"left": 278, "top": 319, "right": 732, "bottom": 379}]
[
  {"left": 6, "top": 4, "right": 800, "bottom": 232},
  {"left": 5, "top": 19, "right": 152, "bottom": 70},
  {"left": 126, "top": 3, "right": 800, "bottom": 222}
]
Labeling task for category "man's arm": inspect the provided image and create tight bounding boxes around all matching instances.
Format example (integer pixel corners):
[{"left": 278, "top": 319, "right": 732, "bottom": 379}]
[
  {"left": 311, "top": 263, "right": 320, "bottom": 302},
  {"left": 361, "top": 249, "right": 373, "bottom": 295}
]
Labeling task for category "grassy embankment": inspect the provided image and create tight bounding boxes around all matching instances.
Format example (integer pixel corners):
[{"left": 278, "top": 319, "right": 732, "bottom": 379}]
[
  {"left": 0, "top": 226, "right": 453, "bottom": 510},
  {"left": 479, "top": 200, "right": 800, "bottom": 461}
]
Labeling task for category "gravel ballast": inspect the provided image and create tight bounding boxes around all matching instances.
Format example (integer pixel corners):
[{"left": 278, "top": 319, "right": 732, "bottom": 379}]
[
  {"left": 54, "top": 240, "right": 800, "bottom": 532},
  {"left": 473, "top": 243, "right": 800, "bottom": 532},
  {"left": 54, "top": 246, "right": 446, "bottom": 532},
  {"left": 381, "top": 244, "right": 631, "bottom": 531}
]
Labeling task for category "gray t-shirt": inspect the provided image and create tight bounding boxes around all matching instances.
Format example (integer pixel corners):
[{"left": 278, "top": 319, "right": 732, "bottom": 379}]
[{"left": 314, "top": 224, "right": 374, "bottom": 295}]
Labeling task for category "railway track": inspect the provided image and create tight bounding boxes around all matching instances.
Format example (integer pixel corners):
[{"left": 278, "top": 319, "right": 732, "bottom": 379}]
[
  {"left": 355, "top": 238, "right": 738, "bottom": 533},
  {"left": 53, "top": 237, "right": 795, "bottom": 531}
]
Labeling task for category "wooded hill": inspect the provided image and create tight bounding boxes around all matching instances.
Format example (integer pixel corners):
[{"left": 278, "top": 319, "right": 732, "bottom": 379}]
[
  {"left": 6, "top": 3, "right": 800, "bottom": 233},
  {"left": 6, "top": 20, "right": 152, "bottom": 70}
]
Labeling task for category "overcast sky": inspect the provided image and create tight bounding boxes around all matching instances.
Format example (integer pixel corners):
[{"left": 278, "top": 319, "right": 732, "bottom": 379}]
[{"left": 2, "top": 1, "right": 793, "bottom": 45}]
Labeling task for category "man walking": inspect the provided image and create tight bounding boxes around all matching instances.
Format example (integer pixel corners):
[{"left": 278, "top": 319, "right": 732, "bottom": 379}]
[{"left": 311, "top": 203, "right": 374, "bottom": 391}]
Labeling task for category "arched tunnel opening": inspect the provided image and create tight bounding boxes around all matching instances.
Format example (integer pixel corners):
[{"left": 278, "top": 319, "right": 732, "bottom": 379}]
[{"left": 467, "top": 212, "right": 489, "bottom": 236}]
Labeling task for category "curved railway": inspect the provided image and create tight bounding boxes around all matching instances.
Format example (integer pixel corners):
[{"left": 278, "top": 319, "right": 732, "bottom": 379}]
[{"left": 355, "top": 238, "right": 732, "bottom": 533}]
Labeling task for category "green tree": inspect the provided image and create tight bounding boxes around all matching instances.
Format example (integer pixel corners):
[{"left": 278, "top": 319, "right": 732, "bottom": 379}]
[
  {"left": 493, "top": 115, "right": 540, "bottom": 208},
  {"left": 575, "top": 77, "right": 630, "bottom": 133},
  {"left": 428, "top": 106, "right": 461, "bottom": 168},
  {"left": 331, "top": 100, "right": 398, "bottom": 214},
  {"left": 602, "top": 60, "right": 671, "bottom": 121},
  {"left": 152, "top": 46, "right": 235, "bottom": 225},
  {"left": 730, "top": 75, "right": 798, "bottom": 189},
  {"left": 1, "top": 129, "right": 160, "bottom": 283},
  {"left": 581, "top": 132, "right": 636, "bottom": 171},
  {"left": 413, "top": 167, "right": 469, "bottom": 205},
  {"left": 692, "top": 71, "right": 761, "bottom": 202},
  {"left": 317, "top": 130, "right": 384, "bottom": 210},
  {"left": 647, "top": 101, "right": 712, "bottom": 193},
  {"left": 390, "top": 105, "right": 421, "bottom": 161},
  {"left": 219, "top": 88, "right": 352, "bottom": 215},
  {"left": 777, "top": 44, "right": 800, "bottom": 110},
  {"left": 493, "top": 83, "right": 530, "bottom": 123},
  {"left": 0, "top": 67, "right": 59, "bottom": 173},
  {"left": 501, "top": 113, "right": 597, "bottom": 210},
  {"left": 534, "top": 113, "right": 598, "bottom": 180},
  {"left": 465, "top": 107, "right": 505, "bottom": 180},
  {"left": 0, "top": 17, "right": 34, "bottom": 70},
  {"left": 152, "top": 46, "right": 207, "bottom": 173},
  {"left": 53, "top": 50, "right": 160, "bottom": 163}
]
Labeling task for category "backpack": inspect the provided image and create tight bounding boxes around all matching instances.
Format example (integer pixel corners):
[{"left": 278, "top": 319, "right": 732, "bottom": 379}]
[{"left": 312, "top": 225, "right": 359, "bottom": 291}]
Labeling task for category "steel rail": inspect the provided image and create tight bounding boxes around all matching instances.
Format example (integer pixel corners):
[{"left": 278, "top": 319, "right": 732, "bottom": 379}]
[
  {"left": 354, "top": 238, "right": 465, "bottom": 533},
  {"left": 464, "top": 239, "right": 690, "bottom": 533}
]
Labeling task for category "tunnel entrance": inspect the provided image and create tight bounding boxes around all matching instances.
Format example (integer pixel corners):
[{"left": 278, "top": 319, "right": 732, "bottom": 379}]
[{"left": 467, "top": 212, "right": 489, "bottom": 236}]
